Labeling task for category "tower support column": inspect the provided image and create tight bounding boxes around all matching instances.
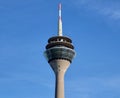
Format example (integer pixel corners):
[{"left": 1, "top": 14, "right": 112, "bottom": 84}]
[
  {"left": 55, "top": 72, "right": 65, "bottom": 98},
  {"left": 49, "top": 59, "right": 70, "bottom": 98}
]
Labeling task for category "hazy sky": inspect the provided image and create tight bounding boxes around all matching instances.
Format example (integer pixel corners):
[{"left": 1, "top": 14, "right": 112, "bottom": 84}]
[{"left": 0, "top": 0, "right": 120, "bottom": 98}]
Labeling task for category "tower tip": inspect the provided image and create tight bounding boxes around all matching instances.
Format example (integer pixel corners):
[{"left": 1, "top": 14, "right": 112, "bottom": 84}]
[{"left": 59, "top": 3, "right": 61, "bottom": 10}]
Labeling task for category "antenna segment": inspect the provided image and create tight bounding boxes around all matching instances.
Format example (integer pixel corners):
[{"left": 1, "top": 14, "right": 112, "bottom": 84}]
[{"left": 58, "top": 3, "right": 63, "bottom": 36}]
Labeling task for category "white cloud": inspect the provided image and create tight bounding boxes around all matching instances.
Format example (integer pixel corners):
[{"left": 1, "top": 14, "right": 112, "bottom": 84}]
[
  {"left": 110, "top": 10, "right": 120, "bottom": 20},
  {"left": 65, "top": 76, "right": 120, "bottom": 98},
  {"left": 103, "top": 76, "right": 120, "bottom": 89},
  {"left": 70, "top": 0, "right": 120, "bottom": 20}
]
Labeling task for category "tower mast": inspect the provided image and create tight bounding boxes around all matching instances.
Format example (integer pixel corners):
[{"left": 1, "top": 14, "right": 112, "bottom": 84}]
[{"left": 58, "top": 3, "right": 63, "bottom": 36}]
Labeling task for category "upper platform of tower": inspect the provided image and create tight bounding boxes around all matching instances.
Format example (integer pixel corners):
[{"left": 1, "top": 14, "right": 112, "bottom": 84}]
[
  {"left": 46, "top": 3, "right": 74, "bottom": 49},
  {"left": 46, "top": 36, "right": 74, "bottom": 49}
]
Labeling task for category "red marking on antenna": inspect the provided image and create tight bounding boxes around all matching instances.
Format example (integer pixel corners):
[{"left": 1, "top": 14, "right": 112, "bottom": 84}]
[
  {"left": 59, "top": 16, "right": 61, "bottom": 20},
  {"left": 59, "top": 3, "right": 61, "bottom": 10}
]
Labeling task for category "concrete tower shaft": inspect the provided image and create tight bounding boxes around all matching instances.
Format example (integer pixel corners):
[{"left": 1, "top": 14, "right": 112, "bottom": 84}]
[{"left": 50, "top": 59, "right": 70, "bottom": 98}]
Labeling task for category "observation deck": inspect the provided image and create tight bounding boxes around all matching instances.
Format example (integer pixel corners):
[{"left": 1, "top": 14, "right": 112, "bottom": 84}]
[{"left": 44, "top": 36, "right": 75, "bottom": 63}]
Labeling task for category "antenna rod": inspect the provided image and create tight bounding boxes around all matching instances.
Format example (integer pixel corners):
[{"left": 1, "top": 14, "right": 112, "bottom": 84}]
[{"left": 58, "top": 3, "right": 63, "bottom": 36}]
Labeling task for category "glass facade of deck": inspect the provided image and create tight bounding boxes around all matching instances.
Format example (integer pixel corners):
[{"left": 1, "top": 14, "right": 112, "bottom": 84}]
[{"left": 44, "top": 47, "right": 75, "bottom": 62}]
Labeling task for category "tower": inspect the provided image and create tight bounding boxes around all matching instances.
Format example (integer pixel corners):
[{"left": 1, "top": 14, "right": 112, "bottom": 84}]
[{"left": 44, "top": 3, "right": 75, "bottom": 98}]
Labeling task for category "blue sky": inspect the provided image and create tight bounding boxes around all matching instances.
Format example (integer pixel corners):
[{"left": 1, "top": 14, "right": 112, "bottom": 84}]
[{"left": 0, "top": 0, "right": 120, "bottom": 98}]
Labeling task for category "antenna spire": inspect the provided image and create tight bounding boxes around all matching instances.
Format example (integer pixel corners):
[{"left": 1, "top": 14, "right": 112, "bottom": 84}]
[{"left": 58, "top": 3, "right": 63, "bottom": 36}]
